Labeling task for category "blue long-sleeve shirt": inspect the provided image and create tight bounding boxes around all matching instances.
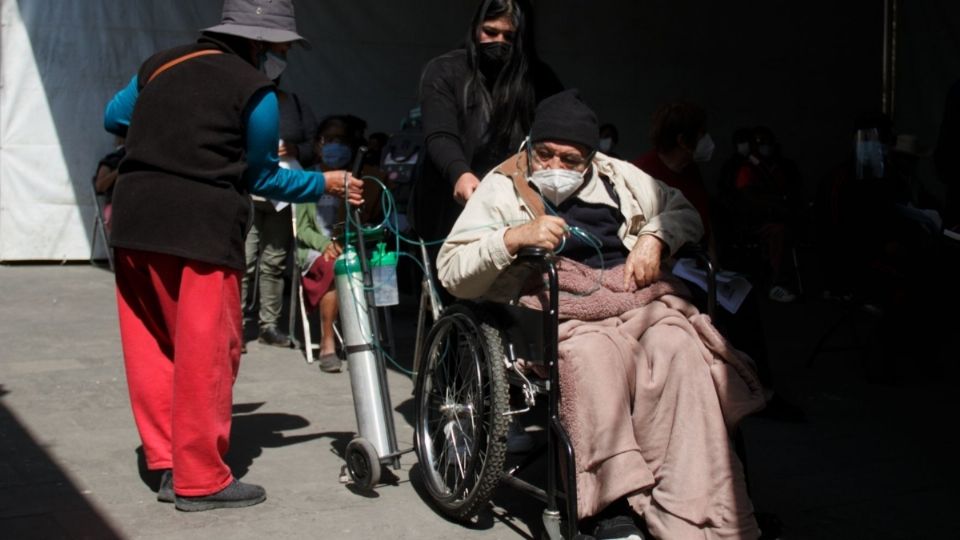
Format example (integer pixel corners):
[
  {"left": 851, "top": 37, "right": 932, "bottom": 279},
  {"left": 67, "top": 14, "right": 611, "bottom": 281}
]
[{"left": 103, "top": 75, "right": 326, "bottom": 203}]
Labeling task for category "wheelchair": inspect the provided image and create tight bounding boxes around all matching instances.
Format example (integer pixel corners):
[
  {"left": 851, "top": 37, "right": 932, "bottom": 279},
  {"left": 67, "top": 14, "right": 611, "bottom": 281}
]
[{"left": 411, "top": 246, "right": 717, "bottom": 539}]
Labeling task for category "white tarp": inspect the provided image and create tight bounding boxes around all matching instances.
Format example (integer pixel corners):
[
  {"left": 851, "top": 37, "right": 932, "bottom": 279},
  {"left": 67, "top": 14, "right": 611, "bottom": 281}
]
[{"left": 0, "top": 1, "right": 223, "bottom": 260}]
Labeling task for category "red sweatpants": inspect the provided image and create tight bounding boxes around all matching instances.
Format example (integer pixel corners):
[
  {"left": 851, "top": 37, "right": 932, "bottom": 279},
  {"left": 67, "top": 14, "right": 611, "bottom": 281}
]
[{"left": 115, "top": 248, "right": 242, "bottom": 497}]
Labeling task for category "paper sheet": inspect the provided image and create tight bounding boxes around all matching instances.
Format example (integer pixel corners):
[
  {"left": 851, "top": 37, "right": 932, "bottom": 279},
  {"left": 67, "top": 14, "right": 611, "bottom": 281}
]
[{"left": 671, "top": 257, "right": 753, "bottom": 314}]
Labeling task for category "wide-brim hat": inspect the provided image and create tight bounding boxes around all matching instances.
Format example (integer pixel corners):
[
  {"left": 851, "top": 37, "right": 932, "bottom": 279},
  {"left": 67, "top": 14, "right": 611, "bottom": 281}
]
[{"left": 204, "top": 0, "right": 311, "bottom": 49}]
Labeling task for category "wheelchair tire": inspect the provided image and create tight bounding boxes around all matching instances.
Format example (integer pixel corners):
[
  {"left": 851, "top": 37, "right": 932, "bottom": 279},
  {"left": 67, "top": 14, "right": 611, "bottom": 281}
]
[
  {"left": 345, "top": 437, "right": 381, "bottom": 491},
  {"left": 414, "top": 304, "right": 509, "bottom": 521}
]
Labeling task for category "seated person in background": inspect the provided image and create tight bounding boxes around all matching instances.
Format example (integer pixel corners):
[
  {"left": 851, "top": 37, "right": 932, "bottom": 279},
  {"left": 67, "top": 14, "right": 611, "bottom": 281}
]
[
  {"left": 93, "top": 137, "right": 126, "bottom": 234},
  {"left": 727, "top": 126, "right": 804, "bottom": 302},
  {"left": 635, "top": 106, "right": 791, "bottom": 417},
  {"left": 817, "top": 113, "right": 945, "bottom": 370},
  {"left": 716, "top": 127, "right": 754, "bottom": 205},
  {"left": 633, "top": 102, "right": 716, "bottom": 261},
  {"left": 297, "top": 115, "right": 387, "bottom": 374},
  {"left": 365, "top": 131, "right": 390, "bottom": 167},
  {"left": 438, "top": 89, "right": 764, "bottom": 540},
  {"left": 598, "top": 122, "right": 621, "bottom": 158},
  {"left": 296, "top": 116, "right": 390, "bottom": 373},
  {"left": 295, "top": 191, "right": 343, "bottom": 374},
  {"left": 935, "top": 78, "right": 960, "bottom": 230},
  {"left": 311, "top": 115, "right": 387, "bottom": 227}
]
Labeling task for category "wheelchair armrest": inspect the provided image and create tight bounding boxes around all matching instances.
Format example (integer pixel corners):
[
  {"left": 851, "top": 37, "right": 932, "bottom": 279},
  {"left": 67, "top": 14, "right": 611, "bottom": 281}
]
[
  {"left": 673, "top": 242, "right": 717, "bottom": 320},
  {"left": 483, "top": 248, "right": 555, "bottom": 304},
  {"left": 516, "top": 246, "right": 551, "bottom": 261}
]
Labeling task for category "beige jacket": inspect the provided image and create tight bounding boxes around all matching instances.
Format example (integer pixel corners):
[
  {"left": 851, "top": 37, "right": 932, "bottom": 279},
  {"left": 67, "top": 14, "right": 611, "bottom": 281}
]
[{"left": 437, "top": 152, "right": 704, "bottom": 299}]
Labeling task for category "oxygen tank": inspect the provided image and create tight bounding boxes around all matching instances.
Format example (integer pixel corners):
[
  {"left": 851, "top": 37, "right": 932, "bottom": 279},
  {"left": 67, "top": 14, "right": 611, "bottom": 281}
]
[{"left": 334, "top": 246, "right": 395, "bottom": 458}]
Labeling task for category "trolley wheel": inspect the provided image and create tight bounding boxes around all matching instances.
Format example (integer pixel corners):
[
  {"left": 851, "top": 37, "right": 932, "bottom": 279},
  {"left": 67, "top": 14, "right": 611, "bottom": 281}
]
[
  {"left": 345, "top": 437, "right": 381, "bottom": 490},
  {"left": 414, "top": 304, "right": 509, "bottom": 521}
]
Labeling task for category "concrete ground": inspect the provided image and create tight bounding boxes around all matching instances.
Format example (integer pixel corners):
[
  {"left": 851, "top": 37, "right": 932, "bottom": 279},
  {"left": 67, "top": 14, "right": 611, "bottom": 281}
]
[{"left": 1, "top": 261, "right": 957, "bottom": 539}]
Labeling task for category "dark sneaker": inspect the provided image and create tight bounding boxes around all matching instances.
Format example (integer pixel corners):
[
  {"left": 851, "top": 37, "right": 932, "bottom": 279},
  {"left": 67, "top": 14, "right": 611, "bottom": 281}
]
[
  {"left": 157, "top": 469, "right": 174, "bottom": 503},
  {"left": 593, "top": 515, "right": 645, "bottom": 540},
  {"left": 174, "top": 479, "right": 266, "bottom": 512},
  {"left": 318, "top": 352, "right": 342, "bottom": 373},
  {"left": 258, "top": 327, "right": 292, "bottom": 348},
  {"left": 767, "top": 285, "right": 797, "bottom": 303}
]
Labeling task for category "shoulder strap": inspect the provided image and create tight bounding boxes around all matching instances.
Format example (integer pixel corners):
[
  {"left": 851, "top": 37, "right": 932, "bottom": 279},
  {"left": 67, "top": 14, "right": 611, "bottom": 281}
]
[
  {"left": 147, "top": 49, "right": 224, "bottom": 84},
  {"left": 495, "top": 151, "right": 545, "bottom": 218}
]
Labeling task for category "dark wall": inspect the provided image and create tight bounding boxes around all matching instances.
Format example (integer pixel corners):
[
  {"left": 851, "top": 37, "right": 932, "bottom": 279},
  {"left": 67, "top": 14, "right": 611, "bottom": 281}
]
[
  {"left": 895, "top": 0, "right": 960, "bottom": 204},
  {"left": 538, "top": 1, "right": 885, "bottom": 199},
  {"left": 285, "top": 1, "right": 884, "bottom": 202}
]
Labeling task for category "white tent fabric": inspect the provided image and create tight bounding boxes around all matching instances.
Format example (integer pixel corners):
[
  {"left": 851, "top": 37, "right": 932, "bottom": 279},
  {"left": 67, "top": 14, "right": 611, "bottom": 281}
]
[
  {"left": 0, "top": 0, "right": 459, "bottom": 262},
  {"left": 0, "top": 1, "right": 221, "bottom": 261},
  {"left": 5, "top": 0, "right": 946, "bottom": 262}
]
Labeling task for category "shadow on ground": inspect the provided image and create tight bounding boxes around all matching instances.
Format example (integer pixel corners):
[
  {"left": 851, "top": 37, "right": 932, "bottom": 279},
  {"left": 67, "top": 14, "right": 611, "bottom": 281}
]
[{"left": 0, "top": 385, "right": 123, "bottom": 539}]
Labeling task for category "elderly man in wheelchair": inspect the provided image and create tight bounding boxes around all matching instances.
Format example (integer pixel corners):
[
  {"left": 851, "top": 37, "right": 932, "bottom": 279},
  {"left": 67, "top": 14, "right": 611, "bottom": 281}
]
[{"left": 415, "top": 89, "right": 766, "bottom": 540}]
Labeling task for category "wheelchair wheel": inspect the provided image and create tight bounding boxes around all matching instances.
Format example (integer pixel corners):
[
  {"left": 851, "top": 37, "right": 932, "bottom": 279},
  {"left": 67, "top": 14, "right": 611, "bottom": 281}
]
[
  {"left": 414, "top": 304, "right": 509, "bottom": 521},
  {"left": 345, "top": 437, "right": 381, "bottom": 491}
]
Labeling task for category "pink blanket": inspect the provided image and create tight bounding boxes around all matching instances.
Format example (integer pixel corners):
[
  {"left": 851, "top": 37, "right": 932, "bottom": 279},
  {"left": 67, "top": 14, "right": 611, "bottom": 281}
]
[{"left": 521, "top": 258, "right": 766, "bottom": 539}]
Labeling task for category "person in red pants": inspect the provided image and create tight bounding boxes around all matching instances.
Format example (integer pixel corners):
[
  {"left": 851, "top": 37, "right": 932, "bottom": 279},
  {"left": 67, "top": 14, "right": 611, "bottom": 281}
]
[{"left": 103, "top": 0, "right": 363, "bottom": 511}]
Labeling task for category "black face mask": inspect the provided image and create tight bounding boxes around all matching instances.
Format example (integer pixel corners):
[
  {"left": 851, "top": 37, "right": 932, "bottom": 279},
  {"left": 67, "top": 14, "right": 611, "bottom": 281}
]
[{"left": 478, "top": 42, "right": 513, "bottom": 79}]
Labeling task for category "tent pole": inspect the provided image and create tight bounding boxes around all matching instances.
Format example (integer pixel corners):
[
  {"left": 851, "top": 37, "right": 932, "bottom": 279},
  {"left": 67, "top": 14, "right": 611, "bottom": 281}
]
[{"left": 882, "top": 0, "right": 899, "bottom": 116}]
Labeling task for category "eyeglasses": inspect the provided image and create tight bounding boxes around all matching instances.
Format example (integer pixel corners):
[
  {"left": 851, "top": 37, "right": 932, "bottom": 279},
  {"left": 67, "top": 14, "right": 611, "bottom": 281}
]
[{"left": 530, "top": 144, "right": 591, "bottom": 171}]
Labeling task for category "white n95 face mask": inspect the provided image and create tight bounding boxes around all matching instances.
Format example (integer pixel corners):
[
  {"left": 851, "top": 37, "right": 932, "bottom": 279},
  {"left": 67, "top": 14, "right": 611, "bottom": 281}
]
[
  {"left": 693, "top": 133, "right": 715, "bottom": 163},
  {"left": 529, "top": 168, "right": 586, "bottom": 206}
]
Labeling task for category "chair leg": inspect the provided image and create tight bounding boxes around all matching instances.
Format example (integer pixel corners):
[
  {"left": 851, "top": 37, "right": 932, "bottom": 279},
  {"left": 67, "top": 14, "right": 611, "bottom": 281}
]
[
  {"left": 297, "top": 275, "right": 315, "bottom": 363},
  {"left": 288, "top": 255, "right": 301, "bottom": 351},
  {"left": 90, "top": 213, "right": 100, "bottom": 267},
  {"left": 90, "top": 189, "right": 114, "bottom": 271},
  {"left": 791, "top": 246, "right": 803, "bottom": 296}
]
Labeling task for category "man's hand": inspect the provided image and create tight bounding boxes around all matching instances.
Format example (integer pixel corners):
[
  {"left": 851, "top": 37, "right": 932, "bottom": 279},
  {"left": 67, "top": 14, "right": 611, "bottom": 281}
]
[
  {"left": 322, "top": 241, "right": 343, "bottom": 261},
  {"left": 623, "top": 235, "right": 666, "bottom": 290},
  {"left": 324, "top": 171, "right": 364, "bottom": 206},
  {"left": 504, "top": 216, "right": 567, "bottom": 255},
  {"left": 453, "top": 172, "right": 481, "bottom": 205}
]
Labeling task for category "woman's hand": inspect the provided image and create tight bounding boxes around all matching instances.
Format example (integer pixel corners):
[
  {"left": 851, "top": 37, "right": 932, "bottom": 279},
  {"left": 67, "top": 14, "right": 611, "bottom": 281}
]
[
  {"left": 453, "top": 172, "right": 481, "bottom": 205},
  {"left": 504, "top": 216, "right": 567, "bottom": 255},
  {"left": 322, "top": 241, "right": 343, "bottom": 261},
  {"left": 324, "top": 171, "right": 364, "bottom": 206},
  {"left": 623, "top": 235, "right": 665, "bottom": 290}
]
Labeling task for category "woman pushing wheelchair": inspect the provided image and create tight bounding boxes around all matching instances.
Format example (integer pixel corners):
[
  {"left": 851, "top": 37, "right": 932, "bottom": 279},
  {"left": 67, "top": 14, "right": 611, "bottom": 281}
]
[{"left": 437, "top": 89, "right": 766, "bottom": 540}]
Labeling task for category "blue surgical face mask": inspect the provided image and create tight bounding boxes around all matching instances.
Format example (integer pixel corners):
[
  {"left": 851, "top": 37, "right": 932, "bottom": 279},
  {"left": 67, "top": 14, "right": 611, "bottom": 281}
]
[{"left": 322, "top": 142, "right": 353, "bottom": 169}]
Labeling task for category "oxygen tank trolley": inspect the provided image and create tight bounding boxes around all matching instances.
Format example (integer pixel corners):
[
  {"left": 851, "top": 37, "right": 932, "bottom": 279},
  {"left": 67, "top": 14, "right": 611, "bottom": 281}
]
[{"left": 335, "top": 147, "right": 413, "bottom": 490}]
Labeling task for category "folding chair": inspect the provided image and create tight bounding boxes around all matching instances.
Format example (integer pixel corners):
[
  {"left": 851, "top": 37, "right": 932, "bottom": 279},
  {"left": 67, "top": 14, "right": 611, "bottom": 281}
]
[
  {"left": 89, "top": 179, "right": 114, "bottom": 271},
  {"left": 289, "top": 203, "right": 322, "bottom": 363}
]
